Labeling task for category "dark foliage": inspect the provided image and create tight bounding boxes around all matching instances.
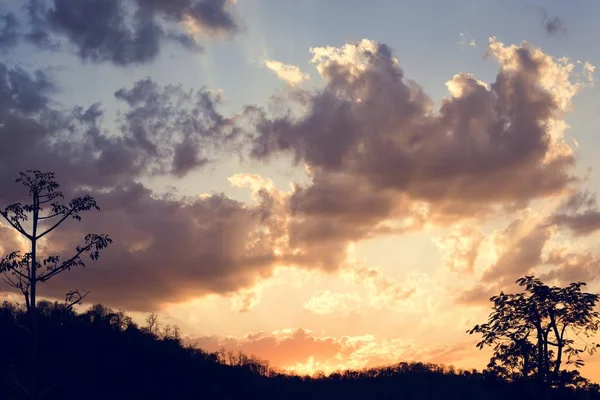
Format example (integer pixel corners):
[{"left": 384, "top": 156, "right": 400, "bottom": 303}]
[
  {"left": 469, "top": 276, "right": 600, "bottom": 398},
  {"left": 0, "top": 302, "right": 598, "bottom": 400}
]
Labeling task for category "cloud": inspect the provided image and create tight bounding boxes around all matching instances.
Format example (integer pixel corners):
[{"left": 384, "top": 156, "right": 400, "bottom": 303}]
[
  {"left": 480, "top": 214, "right": 554, "bottom": 285},
  {"left": 264, "top": 59, "right": 309, "bottom": 86},
  {"left": 455, "top": 212, "right": 554, "bottom": 305},
  {"left": 0, "top": 65, "right": 279, "bottom": 311},
  {"left": 114, "top": 78, "right": 240, "bottom": 177},
  {"left": 541, "top": 248, "right": 600, "bottom": 284},
  {"left": 0, "top": 13, "right": 19, "bottom": 49},
  {"left": 303, "top": 290, "right": 361, "bottom": 315},
  {"left": 230, "top": 288, "right": 261, "bottom": 313},
  {"left": 1, "top": 37, "right": 597, "bottom": 315},
  {"left": 457, "top": 243, "right": 600, "bottom": 306},
  {"left": 23, "top": 0, "right": 239, "bottom": 66},
  {"left": 0, "top": 223, "right": 25, "bottom": 255},
  {"left": 457, "top": 33, "right": 476, "bottom": 49},
  {"left": 33, "top": 182, "right": 283, "bottom": 311},
  {"left": 435, "top": 224, "right": 484, "bottom": 274},
  {"left": 527, "top": 6, "right": 567, "bottom": 37},
  {"left": 543, "top": 16, "right": 567, "bottom": 36},
  {"left": 0, "top": 70, "right": 238, "bottom": 201},
  {"left": 537, "top": 7, "right": 568, "bottom": 37},
  {"left": 250, "top": 38, "right": 585, "bottom": 205},
  {"left": 456, "top": 203, "right": 600, "bottom": 305},
  {"left": 455, "top": 284, "right": 496, "bottom": 306},
  {"left": 190, "top": 329, "right": 477, "bottom": 373},
  {"left": 239, "top": 38, "right": 592, "bottom": 271},
  {"left": 342, "top": 263, "right": 416, "bottom": 309},
  {"left": 550, "top": 190, "right": 600, "bottom": 236}
]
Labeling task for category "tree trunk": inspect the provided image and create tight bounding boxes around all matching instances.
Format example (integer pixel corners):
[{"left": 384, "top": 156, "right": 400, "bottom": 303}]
[{"left": 28, "top": 194, "right": 39, "bottom": 400}]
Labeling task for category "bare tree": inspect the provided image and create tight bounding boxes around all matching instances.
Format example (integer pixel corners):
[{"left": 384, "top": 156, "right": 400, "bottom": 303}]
[
  {"left": 145, "top": 312, "right": 161, "bottom": 336},
  {"left": 0, "top": 170, "right": 112, "bottom": 399},
  {"left": 172, "top": 325, "right": 181, "bottom": 341}
]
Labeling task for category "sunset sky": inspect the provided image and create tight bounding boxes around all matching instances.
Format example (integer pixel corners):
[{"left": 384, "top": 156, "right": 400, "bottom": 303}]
[{"left": 2, "top": 0, "right": 600, "bottom": 380}]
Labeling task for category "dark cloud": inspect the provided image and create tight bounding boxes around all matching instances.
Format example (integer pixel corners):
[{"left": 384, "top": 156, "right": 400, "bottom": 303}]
[
  {"left": 242, "top": 39, "right": 581, "bottom": 267},
  {"left": 0, "top": 68, "right": 236, "bottom": 200},
  {"left": 285, "top": 171, "right": 412, "bottom": 269},
  {"left": 35, "top": 183, "right": 282, "bottom": 311},
  {"left": 540, "top": 248, "right": 600, "bottom": 284},
  {"left": 24, "top": 0, "right": 238, "bottom": 66},
  {"left": 551, "top": 211, "right": 600, "bottom": 236},
  {"left": 549, "top": 190, "right": 600, "bottom": 236},
  {"left": 528, "top": 6, "right": 568, "bottom": 37},
  {"left": 538, "top": 7, "right": 567, "bottom": 37},
  {"left": 543, "top": 16, "right": 567, "bottom": 36},
  {"left": 137, "top": 0, "right": 238, "bottom": 33},
  {"left": 0, "top": 37, "right": 592, "bottom": 312},
  {"left": 480, "top": 218, "right": 553, "bottom": 285},
  {"left": 458, "top": 205, "right": 600, "bottom": 306},
  {"left": 0, "top": 13, "right": 19, "bottom": 49},
  {"left": 455, "top": 284, "right": 497, "bottom": 306},
  {"left": 0, "top": 63, "right": 283, "bottom": 311},
  {"left": 114, "top": 78, "right": 239, "bottom": 177},
  {"left": 249, "top": 40, "right": 574, "bottom": 205},
  {"left": 0, "top": 63, "right": 55, "bottom": 113}
]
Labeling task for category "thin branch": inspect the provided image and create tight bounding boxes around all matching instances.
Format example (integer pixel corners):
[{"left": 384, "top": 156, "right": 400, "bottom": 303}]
[
  {"left": 65, "top": 290, "right": 89, "bottom": 311},
  {"left": 36, "top": 209, "right": 74, "bottom": 239},
  {"left": 9, "top": 268, "right": 29, "bottom": 281},
  {"left": 37, "top": 245, "right": 90, "bottom": 282},
  {"left": 0, "top": 375, "right": 29, "bottom": 398},
  {"left": 37, "top": 382, "right": 61, "bottom": 399},
  {"left": 0, "top": 211, "right": 31, "bottom": 239},
  {"left": 14, "top": 318, "right": 31, "bottom": 333},
  {"left": 2, "top": 275, "right": 18, "bottom": 288},
  {"left": 37, "top": 213, "right": 63, "bottom": 220}
]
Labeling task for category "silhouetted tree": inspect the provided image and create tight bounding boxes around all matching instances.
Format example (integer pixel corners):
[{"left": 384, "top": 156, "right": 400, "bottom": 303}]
[
  {"left": 144, "top": 312, "right": 161, "bottom": 336},
  {"left": 0, "top": 170, "right": 112, "bottom": 399},
  {"left": 469, "top": 276, "right": 600, "bottom": 397}
]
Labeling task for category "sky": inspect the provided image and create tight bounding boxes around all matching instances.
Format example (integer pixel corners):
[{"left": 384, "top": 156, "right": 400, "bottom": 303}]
[{"left": 2, "top": 0, "right": 600, "bottom": 381}]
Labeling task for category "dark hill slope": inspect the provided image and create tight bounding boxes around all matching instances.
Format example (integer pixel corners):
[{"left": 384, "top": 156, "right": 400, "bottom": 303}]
[{"left": 0, "top": 301, "right": 598, "bottom": 400}]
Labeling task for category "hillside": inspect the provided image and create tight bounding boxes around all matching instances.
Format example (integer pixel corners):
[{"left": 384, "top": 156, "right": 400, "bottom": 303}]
[{"left": 1, "top": 301, "right": 599, "bottom": 400}]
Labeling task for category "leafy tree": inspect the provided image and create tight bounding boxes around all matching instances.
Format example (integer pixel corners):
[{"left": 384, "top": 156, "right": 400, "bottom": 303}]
[
  {"left": 0, "top": 170, "right": 112, "bottom": 399},
  {"left": 469, "top": 276, "right": 600, "bottom": 394}
]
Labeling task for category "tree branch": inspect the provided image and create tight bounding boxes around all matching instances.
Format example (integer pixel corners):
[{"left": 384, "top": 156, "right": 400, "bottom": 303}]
[
  {"left": 2, "top": 275, "right": 18, "bottom": 288},
  {"left": 36, "top": 209, "right": 74, "bottom": 239},
  {"left": 37, "top": 213, "right": 63, "bottom": 221},
  {"left": 37, "top": 246, "right": 89, "bottom": 283},
  {"left": 0, "top": 211, "right": 31, "bottom": 239}
]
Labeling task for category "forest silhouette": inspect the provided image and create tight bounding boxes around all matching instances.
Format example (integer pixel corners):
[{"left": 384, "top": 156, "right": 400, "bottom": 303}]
[
  {"left": 0, "top": 300, "right": 599, "bottom": 399},
  {"left": 1, "top": 171, "right": 600, "bottom": 400}
]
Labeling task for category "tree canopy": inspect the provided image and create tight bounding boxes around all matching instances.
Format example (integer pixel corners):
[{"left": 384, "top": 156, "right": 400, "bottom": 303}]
[{"left": 469, "top": 276, "right": 600, "bottom": 395}]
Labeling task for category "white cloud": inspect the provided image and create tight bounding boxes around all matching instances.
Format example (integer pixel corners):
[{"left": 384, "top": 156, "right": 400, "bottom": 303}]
[
  {"left": 457, "top": 33, "right": 476, "bottom": 48},
  {"left": 264, "top": 59, "right": 309, "bottom": 86}
]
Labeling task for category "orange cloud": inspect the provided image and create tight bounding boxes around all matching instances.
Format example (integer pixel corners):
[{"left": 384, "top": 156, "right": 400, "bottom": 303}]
[
  {"left": 303, "top": 290, "right": 361, "bottom": 315},
  {"left": 189, "top": 329, "right": 481, "bottom": 374},
  {"left": 435, "top": 224, "right": 484, "bottom": 274}
]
